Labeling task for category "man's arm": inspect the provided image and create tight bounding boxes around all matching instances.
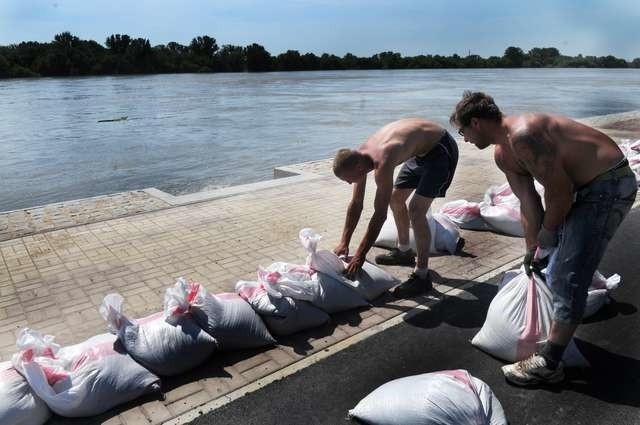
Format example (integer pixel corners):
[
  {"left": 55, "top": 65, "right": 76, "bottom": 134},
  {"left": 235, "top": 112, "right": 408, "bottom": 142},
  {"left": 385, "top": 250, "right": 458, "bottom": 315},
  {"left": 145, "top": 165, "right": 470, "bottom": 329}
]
[
  {"left": 334, "top": 176, "right": 367, "bottom": 256},
  {"left": 504, "top": 169, "right": 544, "bottom": 250},
  {"left": 345, "top": 165, "right": 394, "bottom": 277},
  {"left": 511, "top": 132, "right": 574, "bottom": 240}
]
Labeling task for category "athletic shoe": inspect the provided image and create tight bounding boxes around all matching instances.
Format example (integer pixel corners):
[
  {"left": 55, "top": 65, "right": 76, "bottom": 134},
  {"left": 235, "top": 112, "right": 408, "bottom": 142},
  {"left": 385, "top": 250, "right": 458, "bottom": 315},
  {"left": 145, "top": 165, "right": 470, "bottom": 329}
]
[
  {"left": 392, "top": 272, "right": 432, "bottom": 298},
  {"left": 502, "top": 353, "right": 565, "bottom": 386},
  {"left": 375, "top": 248, "right": 416, "bottom": 266}
]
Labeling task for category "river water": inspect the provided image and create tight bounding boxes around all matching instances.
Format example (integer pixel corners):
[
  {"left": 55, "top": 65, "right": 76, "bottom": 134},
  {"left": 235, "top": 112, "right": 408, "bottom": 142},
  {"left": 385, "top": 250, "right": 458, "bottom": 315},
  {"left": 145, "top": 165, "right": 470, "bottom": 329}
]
[{"left": 1, "top": 68, "right": 639, "bottom": 211}]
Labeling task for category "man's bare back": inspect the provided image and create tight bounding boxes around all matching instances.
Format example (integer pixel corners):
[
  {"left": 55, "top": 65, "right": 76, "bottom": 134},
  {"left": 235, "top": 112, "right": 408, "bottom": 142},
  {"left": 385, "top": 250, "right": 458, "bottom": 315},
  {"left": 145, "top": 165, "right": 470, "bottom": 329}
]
[
  {"left": 359, "top": 118, "right": 446, "bottom": 174},
  {"left": 495, "top": 113, "right": 624, "bottom": 187}
]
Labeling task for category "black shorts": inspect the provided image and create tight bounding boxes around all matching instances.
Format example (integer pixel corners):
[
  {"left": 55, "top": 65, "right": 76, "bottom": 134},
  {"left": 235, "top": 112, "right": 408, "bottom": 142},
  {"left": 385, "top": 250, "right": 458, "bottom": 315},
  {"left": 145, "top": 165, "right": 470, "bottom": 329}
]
[{"left": 394, "top": 131, "right": 459, "bottom": 198}]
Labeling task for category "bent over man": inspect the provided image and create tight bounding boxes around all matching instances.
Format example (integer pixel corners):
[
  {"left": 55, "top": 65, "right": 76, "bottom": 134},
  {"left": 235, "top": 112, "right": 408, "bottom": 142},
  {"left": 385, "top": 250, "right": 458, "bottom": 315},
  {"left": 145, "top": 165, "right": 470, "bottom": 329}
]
[
  {"left": 450, "top": 91, "right": 637, "bottom": 386},
  {"left": 332, "top": 118, "right": 459, "bottom": 297}
]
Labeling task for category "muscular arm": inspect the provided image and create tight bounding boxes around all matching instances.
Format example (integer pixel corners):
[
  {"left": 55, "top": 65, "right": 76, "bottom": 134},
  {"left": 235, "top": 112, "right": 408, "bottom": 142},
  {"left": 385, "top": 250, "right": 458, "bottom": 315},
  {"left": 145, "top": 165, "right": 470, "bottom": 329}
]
[
  {"left": 353, "top": 165, "right": 394, "bottom": 259},
  {"left": 512, "top": 132, "right": 574, "bottom": 233},
  {"left": 504, "top": 170, "right": 544, "bottom": 250},
  {"left": 338, "top": 177, "right": 367, "bottom": 248}
]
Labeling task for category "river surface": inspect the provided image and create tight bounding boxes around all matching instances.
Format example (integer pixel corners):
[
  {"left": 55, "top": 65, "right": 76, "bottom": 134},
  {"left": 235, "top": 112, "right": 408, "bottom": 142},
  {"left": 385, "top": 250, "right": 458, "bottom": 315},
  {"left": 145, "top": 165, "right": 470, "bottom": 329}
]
[{"left": 1, "top": 68, "right": 639, "bottom": 211}]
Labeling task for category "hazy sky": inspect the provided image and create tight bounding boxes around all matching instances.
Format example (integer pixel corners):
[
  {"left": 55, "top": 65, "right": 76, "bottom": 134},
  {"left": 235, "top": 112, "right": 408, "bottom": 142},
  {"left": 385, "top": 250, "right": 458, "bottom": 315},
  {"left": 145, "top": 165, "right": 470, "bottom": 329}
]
[{"left": 1, "top": 0, "right": 638, "bottom": 59}]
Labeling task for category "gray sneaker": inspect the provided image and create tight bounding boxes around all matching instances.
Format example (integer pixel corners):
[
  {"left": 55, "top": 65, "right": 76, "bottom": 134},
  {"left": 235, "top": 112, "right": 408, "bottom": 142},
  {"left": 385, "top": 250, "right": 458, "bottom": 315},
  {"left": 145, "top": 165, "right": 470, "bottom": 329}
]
[
  {"left": 502, "top": 353, "right": 565, "bottom": 386},
  {"left": 375, "top": 248, "right": 416, "bottom": 266}
]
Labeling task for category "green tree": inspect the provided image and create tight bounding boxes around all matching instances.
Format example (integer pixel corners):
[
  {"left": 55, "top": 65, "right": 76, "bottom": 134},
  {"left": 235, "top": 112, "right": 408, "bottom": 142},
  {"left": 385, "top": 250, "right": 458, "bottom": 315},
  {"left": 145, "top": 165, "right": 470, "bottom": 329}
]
[
  {"left": 217, "top": 44, "right": 245, "bottom": 71},
  {"left": 189, "top": 35, "right": 218, "bottom": 70},
  {"left": 277, "top": 50, "right": 303, "bottom": 71},
  {"left": 527, "top": 47, "right": 560, "bottom": 67},
  {"left": 245, "top": 43, "right": 272, "bottom": 72},
  {"left": 0, "top": 54, "right": 9, "bottom": 77},
  {"left": 502, "top": 46, "right": 525, "bottom": 67},
  {"left": 105, "top": 34, "right": 131, "bottom": 54},
  {"left": 376, "top": 51, "right": 403, "bottom": 69},
  {"left": 631, "top": 58, "right": 640, "bottom": 68}
]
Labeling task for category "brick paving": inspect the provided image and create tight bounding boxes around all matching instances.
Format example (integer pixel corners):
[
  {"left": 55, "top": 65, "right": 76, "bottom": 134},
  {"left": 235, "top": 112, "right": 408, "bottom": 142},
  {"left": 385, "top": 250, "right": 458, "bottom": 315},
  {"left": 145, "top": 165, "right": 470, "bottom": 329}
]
[{"left": 1, "top": 113, "right": 638, "bottom": 424}]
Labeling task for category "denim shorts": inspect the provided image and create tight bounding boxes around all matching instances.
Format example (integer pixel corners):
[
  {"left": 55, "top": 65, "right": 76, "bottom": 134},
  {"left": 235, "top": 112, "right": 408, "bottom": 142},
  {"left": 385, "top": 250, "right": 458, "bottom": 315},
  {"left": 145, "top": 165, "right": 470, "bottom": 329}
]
[{"left": 546, "top": 170, "right": 637, "bottom": 324}]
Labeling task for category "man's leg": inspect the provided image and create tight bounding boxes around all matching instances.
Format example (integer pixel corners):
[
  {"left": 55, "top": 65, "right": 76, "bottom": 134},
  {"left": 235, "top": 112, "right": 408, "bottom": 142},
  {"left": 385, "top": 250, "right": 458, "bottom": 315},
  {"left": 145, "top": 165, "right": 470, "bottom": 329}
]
[
  {"left": 375, "top": 188, "right": 417, "bottom": 266},
  {"left": 503, "top": 175, "right": 637, "bottom": 386},
  {"left": 390, "top": 188, "right": 414, "bottom": 248},
  {"left": 392, "top": 193, "right": 434, "bottom": 297},
  {"left": 409, "top": 193, "right": 434, "bottom": 271}
]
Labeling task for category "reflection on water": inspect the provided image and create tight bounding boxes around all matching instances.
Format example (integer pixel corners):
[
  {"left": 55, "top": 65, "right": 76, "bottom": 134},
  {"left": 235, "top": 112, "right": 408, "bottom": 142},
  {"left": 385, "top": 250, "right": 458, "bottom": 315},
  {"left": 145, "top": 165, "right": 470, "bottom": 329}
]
[{"left": 1, "top": 69, "right": 639, "bottom": 211}]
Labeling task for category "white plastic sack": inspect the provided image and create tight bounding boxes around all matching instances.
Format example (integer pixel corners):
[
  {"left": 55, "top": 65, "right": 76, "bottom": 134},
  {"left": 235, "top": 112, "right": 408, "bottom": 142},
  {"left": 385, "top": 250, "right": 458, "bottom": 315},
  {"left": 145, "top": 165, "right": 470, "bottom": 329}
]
[
  {"left": 479, "top": 183, "right": 524, "bottom": 237},
  {"left": 257, "top": 262, "right": 319, "bottom": 302},
  {"left": 312, "top": 271, "right": 370, "bottom": 313},
  {"left": 100, "top": 293, "right": 216, "bottom": 376},
  {"left": 165, "top": 279, "right": 275, "bottom": 350},
  {"left": 374, "top": 211, "right": 461, "bottom": 254},
  {"left": 440, "top": 199, "right": 489, "bottom": 230},
  {"left": 0, "top": 361, "right": 50, "bottom": 425},
  {"left": 619, "top": 139, "right": 640, "bottom": 184},
  {"left": 348, "top": 369, "right": 507, "bottom": 425},
  {"left": 583, "top": 271, "right": 620, "bottom": 318},
  {"left": 11, "top": 329, "right": 159, "bottom": 418},
  {"left": 300, "top": 228, "right": 399, "bottom": 300},
  {"left": 472, "top": 271, "right": 588, "bottom": 367},
  {"left": 236, "top": 281, "right": 330, "bottom": 336}
]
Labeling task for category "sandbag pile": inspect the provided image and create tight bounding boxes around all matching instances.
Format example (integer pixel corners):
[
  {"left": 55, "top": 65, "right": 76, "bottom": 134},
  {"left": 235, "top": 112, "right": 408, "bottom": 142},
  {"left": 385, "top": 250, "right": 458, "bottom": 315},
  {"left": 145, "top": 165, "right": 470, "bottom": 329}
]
[
  {"left": 11, "top": 329, "right": 160, "bottom": 418},
  {"left": 248, "top": 229, "right": 398, "bottom": 313},
  {"left": 164, "top": 279, "right": 276, "bottom": 349},
  {"left": 349, "top": 369, "right": 507, "bottom": 425},
  {"left": 0, "top": 360, "right": 50, "bottom": 425},
  {"left": 375, "top": 210, "right": 463, "bottom": 253},
  {"left": 236, "top": 280, "right": 330, "bottom": 336},
  {"left": 440, "top": 182, "right": 544, "bottom": 237},
  {"left": 472, "top": 264, "right": 620, "bottom": 367}
]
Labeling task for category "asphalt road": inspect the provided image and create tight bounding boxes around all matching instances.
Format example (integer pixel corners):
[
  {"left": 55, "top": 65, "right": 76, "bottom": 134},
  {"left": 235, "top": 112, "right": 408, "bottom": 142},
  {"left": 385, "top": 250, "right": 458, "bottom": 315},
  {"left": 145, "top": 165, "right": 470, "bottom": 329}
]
[{"left": 191, "top": 208, "right": 640, "bottom": 425}]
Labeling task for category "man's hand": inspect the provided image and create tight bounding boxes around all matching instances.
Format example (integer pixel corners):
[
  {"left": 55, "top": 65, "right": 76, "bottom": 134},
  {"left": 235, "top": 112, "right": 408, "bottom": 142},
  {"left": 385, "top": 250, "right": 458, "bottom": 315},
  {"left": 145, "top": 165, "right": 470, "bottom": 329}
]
[
  {"left": 344, "top": 254, "right": 365, "bottom": 280},
  {"left": 537, "top": 226, "right": 558, "bottom": 249},
  {"left": 333, "top": 241, "right": 349, "bottom": 257},
  {"left": 523, "top": 247, "right": 549, "bottom": 279}
]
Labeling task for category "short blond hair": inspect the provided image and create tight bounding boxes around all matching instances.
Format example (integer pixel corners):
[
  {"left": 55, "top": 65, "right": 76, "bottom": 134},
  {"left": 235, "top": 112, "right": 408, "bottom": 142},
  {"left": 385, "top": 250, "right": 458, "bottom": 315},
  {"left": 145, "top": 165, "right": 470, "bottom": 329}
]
[{"left": 333, "top": 149, "right": 361, "bottom": 177}]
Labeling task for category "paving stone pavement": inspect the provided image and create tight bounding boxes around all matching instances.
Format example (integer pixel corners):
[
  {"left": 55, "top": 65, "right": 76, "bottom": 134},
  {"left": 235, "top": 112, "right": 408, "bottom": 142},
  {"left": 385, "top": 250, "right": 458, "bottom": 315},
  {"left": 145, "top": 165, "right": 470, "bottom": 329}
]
[{"left": 1, "top": 115, "right": 638, "bottom": 424}]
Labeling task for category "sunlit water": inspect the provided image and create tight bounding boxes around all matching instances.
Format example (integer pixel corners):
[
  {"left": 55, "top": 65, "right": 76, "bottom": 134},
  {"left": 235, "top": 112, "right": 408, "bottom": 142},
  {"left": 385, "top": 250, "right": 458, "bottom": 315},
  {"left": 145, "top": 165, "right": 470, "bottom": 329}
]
[{"left": 1, "top": 68, "right": 639, "bottom": 211}]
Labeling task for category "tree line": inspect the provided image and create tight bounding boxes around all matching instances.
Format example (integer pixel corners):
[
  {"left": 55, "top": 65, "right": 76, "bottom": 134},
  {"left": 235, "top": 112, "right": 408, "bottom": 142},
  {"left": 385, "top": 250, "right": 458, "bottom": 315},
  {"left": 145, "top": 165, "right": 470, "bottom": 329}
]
[{"left": 0, "top": 32, "right": 638, "bottom": 78}]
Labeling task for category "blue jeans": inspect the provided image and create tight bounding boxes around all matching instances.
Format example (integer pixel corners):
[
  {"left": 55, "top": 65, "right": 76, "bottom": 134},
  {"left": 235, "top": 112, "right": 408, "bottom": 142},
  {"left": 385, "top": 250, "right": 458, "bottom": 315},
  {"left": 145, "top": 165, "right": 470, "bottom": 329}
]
[{"left": 546, "top": 173, "right": 637, "bottom": 324}]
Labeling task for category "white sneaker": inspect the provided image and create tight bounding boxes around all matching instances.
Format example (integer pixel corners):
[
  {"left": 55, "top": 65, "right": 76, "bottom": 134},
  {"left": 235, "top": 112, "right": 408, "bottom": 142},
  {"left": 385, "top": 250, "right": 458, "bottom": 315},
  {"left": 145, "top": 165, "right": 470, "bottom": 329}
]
[{"left": 501, "top": 353, "right": 565, "bottom": 386}]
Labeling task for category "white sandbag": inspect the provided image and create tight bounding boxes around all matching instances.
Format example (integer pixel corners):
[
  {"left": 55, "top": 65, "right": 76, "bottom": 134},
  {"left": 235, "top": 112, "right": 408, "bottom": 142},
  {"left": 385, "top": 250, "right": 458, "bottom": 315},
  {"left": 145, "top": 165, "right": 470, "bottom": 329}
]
[
  {"left": 312, "top": 271, "right": 369, "bottom": 313},
  {"left": 433, "top": 212, "right": 462, "bottom": 254},
  {"left": 165, "top": 279, "right": 275, "bottom": 350},
  {"left": 479, "top": 183, "right": 524, "bottom": 237},
  {"left": 440, "top": 199, "right": 489, "bottom": 230},
  {"left": 100, "top": 293, "right": 216, "bottom": 376},
  {"left": 257, "top": 262, "right": 319, "bottom": 302},
  {"left": 11, "top": 329, "right": 159, "bottom": 418},
  {"left": 584, "top": 271, "right": 621, "bottom": 318},
  {"left": 472, "top": 271, "right": 588, "bottom": 367},
  {"left": 0, "top": 361, "right": 50, "bottom": 425},
  {"left": 301, "top": 228, "right": 399, "bottom": 299},
  {"left": 374, "top": 211, "right": 461, "bottom": 253},
  {"left": 350, "top": 261, "right": 399, "bottom": 301},
  {"left": 236, "top": 281, "right": 330, "bottom": 336},
  {"left": 348, "top": 369, "right": 507, "bottom": 425}
]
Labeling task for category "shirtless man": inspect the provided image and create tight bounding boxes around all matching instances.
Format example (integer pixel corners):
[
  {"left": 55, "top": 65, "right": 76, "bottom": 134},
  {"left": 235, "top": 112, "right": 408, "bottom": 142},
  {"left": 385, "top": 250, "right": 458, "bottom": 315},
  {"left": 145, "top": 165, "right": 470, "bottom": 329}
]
[
  {"left": 332, "top": 118, "right": 459, "bottom": 297},
  {"left": 450, "top": 91, "right": 637, "bottom": 386}
]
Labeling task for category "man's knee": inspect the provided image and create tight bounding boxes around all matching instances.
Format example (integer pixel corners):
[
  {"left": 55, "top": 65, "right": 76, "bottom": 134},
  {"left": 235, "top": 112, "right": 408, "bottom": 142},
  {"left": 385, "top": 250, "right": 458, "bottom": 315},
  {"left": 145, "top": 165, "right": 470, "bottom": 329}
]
[
  {"left": 408, "top": 205, "right": 428, "bottom": 226},
  {"left": 390, "top": 191, "right": 405, "bottom": 210},
  {"left": 408, "top": 197, "right": 432, "bottom": 225}
]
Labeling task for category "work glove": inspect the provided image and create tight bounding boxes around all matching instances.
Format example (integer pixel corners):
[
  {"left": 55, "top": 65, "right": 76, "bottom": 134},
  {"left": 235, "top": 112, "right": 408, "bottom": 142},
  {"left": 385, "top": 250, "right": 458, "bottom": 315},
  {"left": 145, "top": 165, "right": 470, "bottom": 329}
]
[{"left": 523, "top": 247, "right": 549, "bottom": 279}]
